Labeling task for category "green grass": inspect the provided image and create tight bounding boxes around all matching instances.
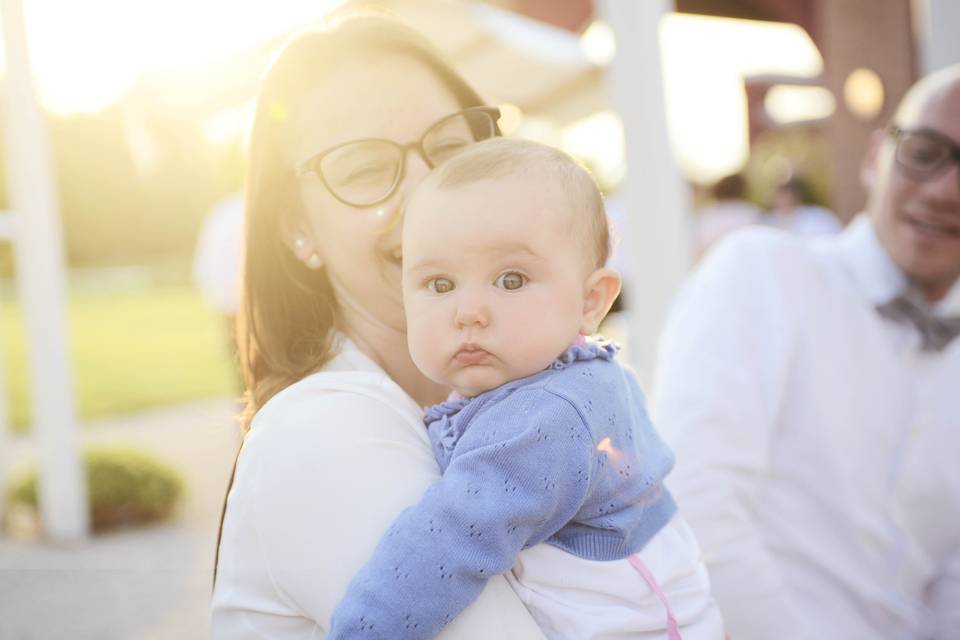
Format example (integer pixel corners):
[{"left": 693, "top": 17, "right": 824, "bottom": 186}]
[{"left": 0, "top": 285, "right": 240, "bottom": 432}]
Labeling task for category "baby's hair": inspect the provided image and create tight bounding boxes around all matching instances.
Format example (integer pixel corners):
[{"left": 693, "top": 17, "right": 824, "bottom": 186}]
[{"left": 420, "top": 137, "right": 610, "bottom": 269}]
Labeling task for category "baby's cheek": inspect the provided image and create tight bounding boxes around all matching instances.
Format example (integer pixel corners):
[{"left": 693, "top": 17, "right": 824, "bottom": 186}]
[{"left": 406, "top": 314, "right": 434, "bottom": 367}]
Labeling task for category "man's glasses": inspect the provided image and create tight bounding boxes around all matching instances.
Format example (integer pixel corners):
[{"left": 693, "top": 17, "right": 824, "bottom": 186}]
[
  {"left": 296, "top": 106, "right": 500, "bottom": 207},
  {"left": 888, "top": 125, "right": 960, "bottom": 188}
]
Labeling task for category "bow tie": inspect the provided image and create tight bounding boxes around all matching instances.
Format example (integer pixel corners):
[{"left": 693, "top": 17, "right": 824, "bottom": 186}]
[{"left": 876, "top": 288, "right": 960, "bottom": 352}]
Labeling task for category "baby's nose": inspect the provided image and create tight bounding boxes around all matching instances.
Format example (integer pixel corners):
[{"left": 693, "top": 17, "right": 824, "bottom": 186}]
[{"left": 455, "top": 301, "right": 489, "bottom": 328}]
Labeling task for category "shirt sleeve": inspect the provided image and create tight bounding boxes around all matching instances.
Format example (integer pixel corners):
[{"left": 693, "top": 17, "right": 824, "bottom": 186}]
[
  {"left": 328, "top": 390, "right": 594, "bottom": 640},
  {"left": 928, "top": 542, "right": 960, "bottom": 638},
  {"left": 218, "top": 386, "right": 546, "bottom": 640},
  {"left": 652, "top": 231, "right": 820, "bottom": 640}
]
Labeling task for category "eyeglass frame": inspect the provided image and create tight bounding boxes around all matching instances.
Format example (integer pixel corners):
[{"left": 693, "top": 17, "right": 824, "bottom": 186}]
[
  {"left": 887, "top": 124, "right": 960, "bottom": 187},
  {"left": 294, "top": 105, "right": 501, "bottom": 207}
]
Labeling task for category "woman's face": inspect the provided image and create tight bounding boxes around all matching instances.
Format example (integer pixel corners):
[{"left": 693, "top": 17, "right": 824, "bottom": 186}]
[{"left": 286, "top": 53, "right": 463, "bottom": 334}]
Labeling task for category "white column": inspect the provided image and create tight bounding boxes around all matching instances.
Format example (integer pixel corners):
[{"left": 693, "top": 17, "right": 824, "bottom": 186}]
[
  {"left": 597, "top": 0, "right": 690, "bottom": 388},
  {"left": 1, "top": 0, "right": 89, "bottom": 541},
  {"left": 0, "top": 233, "right": 8, "bottom": 519},
  {"left": 915, "top": 0, "right": 960, "bottom": 73}
]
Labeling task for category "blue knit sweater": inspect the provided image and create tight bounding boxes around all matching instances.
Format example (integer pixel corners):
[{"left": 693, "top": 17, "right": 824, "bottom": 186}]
[{"left": 329, "top": 341, "right": 677, "bottom": 639}]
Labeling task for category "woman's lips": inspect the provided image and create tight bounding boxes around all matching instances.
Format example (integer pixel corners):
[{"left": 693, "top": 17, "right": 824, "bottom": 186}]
[{"left": 454, "top": 346, "right": 490, "bottom": 365}]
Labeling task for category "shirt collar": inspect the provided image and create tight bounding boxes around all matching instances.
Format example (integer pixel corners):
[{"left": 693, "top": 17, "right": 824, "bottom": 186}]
[
  {"left": 838, "top": 214, "right": 908, "bottom": 307},
  {"left": 838, "top": 214, "right": 960, "bottom": 315},
  {"left": 936, "top": 274, "right": 960, "bottom": 315}
]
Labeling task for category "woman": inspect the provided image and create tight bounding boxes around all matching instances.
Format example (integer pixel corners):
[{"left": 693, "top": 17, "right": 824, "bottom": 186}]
[{"left": 210, "top": 11, "right": 546, "bottom": 639}]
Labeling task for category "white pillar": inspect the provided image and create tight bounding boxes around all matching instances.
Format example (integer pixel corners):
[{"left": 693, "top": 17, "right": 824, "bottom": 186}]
[
  {"left": 1, "top": 0, "right": 89, "bottom": 541},
  {"left": 915, "top": 0, "right": 960, "bottom": 73},
  {"left": 597, "top": 0, "right": 690, "bottom": 388},
  {"left": 0, "top": 228, "right": 8, "bottom": 519}
]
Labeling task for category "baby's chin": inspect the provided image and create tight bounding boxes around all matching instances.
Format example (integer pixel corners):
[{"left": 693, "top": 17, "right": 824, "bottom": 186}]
[
  {"left": 451, "top": 382, "right": 497, "bottom": 399},
  {"left": 450, "top": 366, "right": 546, "bottom": 399}
]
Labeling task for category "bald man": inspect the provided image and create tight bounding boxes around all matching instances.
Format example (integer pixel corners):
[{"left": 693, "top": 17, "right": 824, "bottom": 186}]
[{"left": 654, "top": 65, "right": 960, "bottom": 640}]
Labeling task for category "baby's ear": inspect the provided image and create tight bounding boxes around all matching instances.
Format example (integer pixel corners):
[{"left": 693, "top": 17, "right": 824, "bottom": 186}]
[{"left": 580, "top": 267, "right": 622, "bottom": 335}]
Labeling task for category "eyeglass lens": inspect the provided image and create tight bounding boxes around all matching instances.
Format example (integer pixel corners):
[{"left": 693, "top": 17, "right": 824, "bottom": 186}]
[
  {"left": 895, "top": 130, "right": 960, "bottom": 184},
  {"left": 319, "top": 108, "right": 496, "bottom": 206}
]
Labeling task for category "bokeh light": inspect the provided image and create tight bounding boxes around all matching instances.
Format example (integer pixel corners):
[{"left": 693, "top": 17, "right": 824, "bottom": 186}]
[{"left": 843, "top": 67, "right": 885, "bottom": 121}]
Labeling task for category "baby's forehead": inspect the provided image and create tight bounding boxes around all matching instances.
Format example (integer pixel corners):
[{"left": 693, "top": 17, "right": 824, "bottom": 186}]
[
  {"left": 405, "top": 181, "right": 601, "bottom": 274},
  {"left": 409, "top": 171, "right": 575, "bottom": 220}
]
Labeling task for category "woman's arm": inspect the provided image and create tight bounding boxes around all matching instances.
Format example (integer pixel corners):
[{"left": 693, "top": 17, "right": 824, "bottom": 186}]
[
  {"left": 213, "top": 381, "right": 545, "bottom": 639},
  {"left": 328, "top": 390, "right": 593, "bottom": 639}
]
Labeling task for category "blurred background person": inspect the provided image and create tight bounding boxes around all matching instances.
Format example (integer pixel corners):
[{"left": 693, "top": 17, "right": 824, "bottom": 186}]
[
  {"left": 766, "top": 174, "right": 843, "bottom": 236},
  {"left": 692, "top": 172, "right": 761, "bottom": 260},
  {"left": 192, "top": 192, "right": 244, "bottom": 339},
  {"left": 654, "top": 64, "right": 960, "bottom": 640}
]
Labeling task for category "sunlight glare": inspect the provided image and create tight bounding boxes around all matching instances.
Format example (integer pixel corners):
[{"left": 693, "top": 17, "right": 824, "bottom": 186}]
[
  {"left": 580, "top": 20, "right": 615, "bottom": 66},
  {"left": 561, "top": 111, "right": 625, "bottom": 187},
  {"left": 765, "top": 85, "right": 836, "bottom": 124},
  {"left": 13, "top": 0, "right": 347, "bottom": 115},
  {"left": 659, "top": 14, "right": 823, "bottom": 183}
]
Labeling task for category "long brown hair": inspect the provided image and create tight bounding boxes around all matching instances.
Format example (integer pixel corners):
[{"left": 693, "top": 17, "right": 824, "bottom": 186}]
[{"left": 238, "top": 12, "right": 487, "bottom": 431}]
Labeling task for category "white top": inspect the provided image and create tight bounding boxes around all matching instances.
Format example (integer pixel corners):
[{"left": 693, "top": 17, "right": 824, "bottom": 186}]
[
  {"left": 766, "top": 204, "right": 843, "bottom": 237},
  {"left": 210, "top": 337, "right": 545, "bottom": 639},
  {"left": 653, "top": 217, "right": 960, "bottom": 640}
]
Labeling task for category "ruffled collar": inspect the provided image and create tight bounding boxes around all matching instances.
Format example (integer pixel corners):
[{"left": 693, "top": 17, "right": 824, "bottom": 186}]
[
  {"left": 423, "top": 391, "right": 472, "bottom": 426},
  {"left": 423, "top": 338, "right": 619, "bottom": 426},
  {"left": 546, "top": 338, "right": 618, "bottom": 370}
]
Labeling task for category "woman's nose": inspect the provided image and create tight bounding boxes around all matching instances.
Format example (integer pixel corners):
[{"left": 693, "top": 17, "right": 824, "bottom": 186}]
[
  {"left": 378, "top": 148, "right": 433, "bottom": 234},
  {"left": 399, "top": 147, "right": 433, "bottom": 200}
]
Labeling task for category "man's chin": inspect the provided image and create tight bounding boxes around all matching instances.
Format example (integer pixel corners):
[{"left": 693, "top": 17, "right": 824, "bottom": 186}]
[{"left": 904, "top": 262, "right": 960, "bottom": 301}]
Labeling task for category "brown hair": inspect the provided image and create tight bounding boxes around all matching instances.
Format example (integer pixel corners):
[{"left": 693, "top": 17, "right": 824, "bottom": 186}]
[
  {"left": 414, "top": 137, "right": 611, "bottom": 268},
  {"left": 238, "top": 11, "right": 487, "bottom": 430}
]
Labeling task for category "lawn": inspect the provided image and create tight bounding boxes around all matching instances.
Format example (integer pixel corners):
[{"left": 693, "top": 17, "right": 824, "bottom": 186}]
[{"left": 0, "top": 284, "right": 240, "bottom": 432}]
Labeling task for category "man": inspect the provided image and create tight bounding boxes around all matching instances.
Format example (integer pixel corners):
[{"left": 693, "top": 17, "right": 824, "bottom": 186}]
[{"left": 653, "top": 65, "right": 960, "bottom": 639}]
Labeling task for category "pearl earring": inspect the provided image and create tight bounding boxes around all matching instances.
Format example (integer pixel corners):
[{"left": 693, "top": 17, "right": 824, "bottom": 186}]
[
  {"left": 375, "top": 208, "right": 386, "bottom": 218},
  {"left": 294, "top": 236, "right": 307, "bottom": 255},
  {"left": 306, "top": 253, "right": 323, "bottom": 270}
]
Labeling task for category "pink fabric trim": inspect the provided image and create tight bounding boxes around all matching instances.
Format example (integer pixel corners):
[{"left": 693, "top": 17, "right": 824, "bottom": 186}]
[{"left": 628, "top": 554, "right": 682, "bottom": 640}]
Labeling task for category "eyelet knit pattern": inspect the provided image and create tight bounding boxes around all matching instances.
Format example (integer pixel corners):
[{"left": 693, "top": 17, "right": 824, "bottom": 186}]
[{"left": 328, "top": 338, "right": 676, "bottom": 639}]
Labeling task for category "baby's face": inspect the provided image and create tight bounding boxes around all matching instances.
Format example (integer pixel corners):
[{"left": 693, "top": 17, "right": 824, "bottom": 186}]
[{"left": 402, "top": 174, "right": 589, "bottom": 397}]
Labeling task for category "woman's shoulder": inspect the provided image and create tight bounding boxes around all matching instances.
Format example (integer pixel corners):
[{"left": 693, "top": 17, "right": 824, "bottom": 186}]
[{"left": 246, "top": 338, "right": 427, "bottom": 455}]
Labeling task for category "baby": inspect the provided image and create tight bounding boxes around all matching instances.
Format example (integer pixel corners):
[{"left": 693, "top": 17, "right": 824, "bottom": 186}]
[{"left": 329, "top": 138, "right": 722, "bottom": 639}]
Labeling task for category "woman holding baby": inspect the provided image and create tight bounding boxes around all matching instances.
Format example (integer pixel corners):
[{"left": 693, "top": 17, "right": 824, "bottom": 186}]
[{"left": 211, "top": 10, "right": 721, "bottom": 640}]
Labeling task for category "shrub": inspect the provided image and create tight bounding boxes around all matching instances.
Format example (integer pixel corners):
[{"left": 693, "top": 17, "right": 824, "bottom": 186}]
[{"left": 5, "top": 445, "right": 185, "bottom": 533}]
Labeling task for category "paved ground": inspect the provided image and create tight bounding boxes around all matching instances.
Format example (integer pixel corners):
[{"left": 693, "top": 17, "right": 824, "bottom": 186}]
[{"left": 0, "top": 399, "right": 242, "bottom": 640}]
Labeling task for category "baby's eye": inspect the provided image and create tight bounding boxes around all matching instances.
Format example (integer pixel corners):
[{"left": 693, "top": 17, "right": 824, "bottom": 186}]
[
  {"left": 495, "top": 272, "right": 526, "bottom": 291},
  {"left": 427, "top": 277, "right": 455, "bottom": 293}
]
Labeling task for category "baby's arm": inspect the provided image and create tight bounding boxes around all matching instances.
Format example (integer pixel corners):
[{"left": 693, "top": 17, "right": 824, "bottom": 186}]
[{"left": 328, "top": 389, "right": 594, "bottom": 639}]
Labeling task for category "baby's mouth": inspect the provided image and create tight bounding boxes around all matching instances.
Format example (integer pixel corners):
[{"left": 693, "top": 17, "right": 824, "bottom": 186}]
[{"left": 454, "top": 344, "right": 491, "bottom": 365}]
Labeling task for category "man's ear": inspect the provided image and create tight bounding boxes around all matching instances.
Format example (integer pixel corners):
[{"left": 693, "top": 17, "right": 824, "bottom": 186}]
[
  {"left": 580, "top": 267, "right": 622, "bottom": 335},
  {"left": 860, "top": 128, "right": 887, "bottom": 191}
]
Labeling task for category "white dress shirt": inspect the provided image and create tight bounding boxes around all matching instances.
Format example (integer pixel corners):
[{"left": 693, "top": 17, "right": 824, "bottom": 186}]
[
  {"left": 653, "top": 217, "right": 960, "bottom": 640},
  {"left": 211, "top": 337, "right": 545, "bottom": 639}
]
